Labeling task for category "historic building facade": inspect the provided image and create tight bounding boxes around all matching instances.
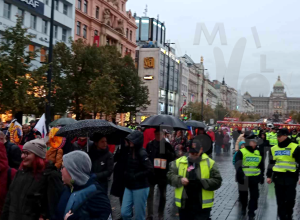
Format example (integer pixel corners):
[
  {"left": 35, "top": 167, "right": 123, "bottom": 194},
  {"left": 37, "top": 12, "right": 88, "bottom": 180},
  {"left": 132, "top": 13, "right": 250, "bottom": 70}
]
[
  {"left": 74, "top": 0, "right": 137, "bottom": 59},
  {"left": 243, "top": 76, "right": 300, "bottom": 117}
]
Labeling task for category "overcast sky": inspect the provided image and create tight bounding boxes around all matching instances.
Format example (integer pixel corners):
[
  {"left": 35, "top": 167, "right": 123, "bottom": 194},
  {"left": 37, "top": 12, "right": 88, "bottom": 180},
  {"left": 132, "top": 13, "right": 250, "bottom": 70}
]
[{"left": 127, "top": 0, "right": 300, "bottom": 97}]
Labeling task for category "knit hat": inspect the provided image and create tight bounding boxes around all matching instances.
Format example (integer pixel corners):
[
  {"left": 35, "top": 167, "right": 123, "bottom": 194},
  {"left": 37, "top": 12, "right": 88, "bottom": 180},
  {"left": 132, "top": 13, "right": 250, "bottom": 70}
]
[
  {"left": 63, "top": 151, "right": 92, "bottom": 186},
  {"left": 23, "top": 138, "right": 47, "bottom": 159},
  {"left": 238, "top": 141, "right": 246, "bottom": 149}
]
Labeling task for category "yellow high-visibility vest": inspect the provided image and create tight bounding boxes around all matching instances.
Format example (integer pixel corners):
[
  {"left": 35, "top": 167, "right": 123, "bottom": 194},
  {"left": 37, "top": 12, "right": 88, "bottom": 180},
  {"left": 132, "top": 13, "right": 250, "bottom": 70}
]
[
  {"left": 174, "top": 154, "right": 215, "bottom": 209},
  {"left": 271, "top": 143, "right": 298, "bottom": 173},
  {"left": 240, "top": 148, "right": 262, "bottom": 176}
]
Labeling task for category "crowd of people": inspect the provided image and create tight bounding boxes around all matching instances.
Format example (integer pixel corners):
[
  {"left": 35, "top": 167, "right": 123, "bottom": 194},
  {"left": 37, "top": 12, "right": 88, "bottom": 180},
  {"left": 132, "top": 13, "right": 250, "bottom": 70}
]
[{"left": 1, "top": 119, "right": 300, "bottom": 220}]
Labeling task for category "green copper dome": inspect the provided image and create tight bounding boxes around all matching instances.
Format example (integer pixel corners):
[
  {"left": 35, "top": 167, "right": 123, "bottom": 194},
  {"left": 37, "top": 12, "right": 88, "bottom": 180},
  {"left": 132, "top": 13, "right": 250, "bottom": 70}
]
[{"left": 274, "top": 76, "right": 284, "bottom": 87}]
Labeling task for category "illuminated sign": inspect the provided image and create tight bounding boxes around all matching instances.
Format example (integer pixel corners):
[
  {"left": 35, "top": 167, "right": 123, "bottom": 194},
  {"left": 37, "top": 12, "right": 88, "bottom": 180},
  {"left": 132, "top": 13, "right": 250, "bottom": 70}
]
[
  {"left": 143, "top": 75, "right": 154, "bottom": 80},
  {"left": 144, "top": 57, "right": 155, "bottom": 69}
]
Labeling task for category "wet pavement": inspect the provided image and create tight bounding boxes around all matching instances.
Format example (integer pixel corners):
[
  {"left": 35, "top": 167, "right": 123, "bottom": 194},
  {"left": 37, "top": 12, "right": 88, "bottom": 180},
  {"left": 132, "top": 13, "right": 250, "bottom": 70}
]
[{"left": 110, "top": 145, "right": 300, "bottom": 220}]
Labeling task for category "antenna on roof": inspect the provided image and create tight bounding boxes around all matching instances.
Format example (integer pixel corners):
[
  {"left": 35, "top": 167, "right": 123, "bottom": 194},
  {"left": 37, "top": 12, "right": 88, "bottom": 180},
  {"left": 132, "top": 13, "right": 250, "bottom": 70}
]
[{"left": 143, "top": 5, "right": 148, "bottom": 16}]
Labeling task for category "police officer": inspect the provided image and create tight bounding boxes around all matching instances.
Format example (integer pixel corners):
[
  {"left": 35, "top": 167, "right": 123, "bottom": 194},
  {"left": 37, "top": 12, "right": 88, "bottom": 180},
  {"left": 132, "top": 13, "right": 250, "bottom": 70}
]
[
  {"left": 167, "top": 139, "right": 222, "bottom": 220},
  {"left": 252, "top": 127, "right": 260, "bottom": 137},
  {"left": 289, "top": 129, "right": 300, "bottom": 144},
  {"left": 268, "top": 127, "right": 278, "bottom": 147},
  {"left": 235, "top": 135, "right": 263, "bottom": 220},
  {"left": 267, "top": 128, "right": 300, "bottom": 220}
]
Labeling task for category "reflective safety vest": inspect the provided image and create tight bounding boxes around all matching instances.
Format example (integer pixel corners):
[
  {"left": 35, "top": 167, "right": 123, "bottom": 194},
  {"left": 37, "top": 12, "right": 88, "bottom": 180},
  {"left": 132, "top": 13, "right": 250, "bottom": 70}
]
[
  {"left": 289, "top": 135, "right": 300, "bottom": 144},
  {"left": 269, "top": 132, "right": 278, "bottom": 146},
  {"left": 174, "top": 154, "right": 215, "bottom": 209},
  {"left": 230, "top": 128, "right": 233, "bottom": 135},
  {"left": 266, "top": 132, "right": 270, "bottom": 141},
  {"left": 253, "top": 130, "right": 259, "bottom": 136},
  {"left": 240, "top": 148, "right": 262, "bottom": 176},
  {"left": 271, "top": 142, "right": 298, "bottom": 172}
]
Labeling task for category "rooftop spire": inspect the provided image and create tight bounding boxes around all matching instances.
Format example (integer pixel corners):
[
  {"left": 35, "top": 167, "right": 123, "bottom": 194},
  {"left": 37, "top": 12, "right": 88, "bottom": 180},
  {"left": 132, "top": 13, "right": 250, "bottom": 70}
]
[{"left": 201, "top": 56, "right": 204, "bottom": 63}]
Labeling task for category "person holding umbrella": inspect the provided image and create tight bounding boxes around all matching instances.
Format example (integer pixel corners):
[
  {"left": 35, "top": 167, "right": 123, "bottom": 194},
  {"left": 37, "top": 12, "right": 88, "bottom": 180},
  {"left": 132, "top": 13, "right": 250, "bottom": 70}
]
[
  {"left": 146, "top": 128, "right": 176, "bottom": 220},
  {"left": 89, "top": 133, "right": 114, "bottom": 193}
]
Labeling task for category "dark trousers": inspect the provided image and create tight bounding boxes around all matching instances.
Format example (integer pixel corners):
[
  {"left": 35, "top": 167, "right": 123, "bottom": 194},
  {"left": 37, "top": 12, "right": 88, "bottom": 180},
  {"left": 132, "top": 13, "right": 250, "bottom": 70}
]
[
  {"left": 275, "top": 183, "right": 297, "bottom": 219},
  {"left": 147, "top": 183, "right": 167, "bottom": 217},
  {"left": 239, "top": 181, "right": 259, "bottom": 216},
  {"left": 179, "top": 207, "right": 211, "bottom": 220}
]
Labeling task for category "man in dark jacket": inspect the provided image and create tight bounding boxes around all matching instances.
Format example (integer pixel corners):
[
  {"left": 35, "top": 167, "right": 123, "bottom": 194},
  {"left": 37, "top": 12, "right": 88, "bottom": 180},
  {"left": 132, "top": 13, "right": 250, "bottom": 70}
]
[
  {"left": 146, "top": 129, "right": 176, "bottom": 220},
  {"left": 121, "top": 131, "right": 154, "bottom": 220},
  {"left": 267, "top": 128, "right": 300, "bottom": 220},
  {"left": 0, "top": 131, "right": 21, "bottom": 169},
  {"left": 57, "top": 151, "right": 111, "bottom": 220},
  {"left": 167, "top": 139, "right": 222, "bottom": 220},
  {"left": 72, "top": 137, "right": 93, "bottom": 152},
  {"left": 235, "top": 135, "right": 264, "bottom": 219},
  {"left": 89, "top": 134, "right": 114, "bottom": 193},
  {"left": 20, "top": 124, "right": 36, "bottom": 145},
  {"left": 215, "top": 128, "right": 224, "bottom": 155}
]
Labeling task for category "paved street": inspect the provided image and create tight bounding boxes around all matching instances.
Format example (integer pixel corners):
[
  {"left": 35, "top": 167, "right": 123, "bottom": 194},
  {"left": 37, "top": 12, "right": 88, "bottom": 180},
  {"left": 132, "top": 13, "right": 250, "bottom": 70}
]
[{"left": 110, "top": 146, "right": 300, "bottom": 220}]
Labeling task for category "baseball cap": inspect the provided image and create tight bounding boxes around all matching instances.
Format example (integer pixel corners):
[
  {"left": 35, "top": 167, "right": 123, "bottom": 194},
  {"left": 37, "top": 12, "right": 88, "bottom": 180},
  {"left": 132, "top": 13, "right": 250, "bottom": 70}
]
[{"left": 277, "top": 128, "right": 289, "bottom": 137}]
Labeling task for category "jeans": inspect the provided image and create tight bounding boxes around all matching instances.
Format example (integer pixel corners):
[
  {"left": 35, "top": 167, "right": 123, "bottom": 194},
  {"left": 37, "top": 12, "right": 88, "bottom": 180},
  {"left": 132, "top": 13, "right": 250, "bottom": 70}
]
[
  {"left": 121, "top": 187, "right": 150, "bottom": 220},
  {"left": 215, "top": 144, "right": 222, "bottom": 154},
  {"left": 275, "top": 183, "right": 297, "bottom": 219},
  {"left": 147, "top": 183, "right": 167, "bottom": 217}
]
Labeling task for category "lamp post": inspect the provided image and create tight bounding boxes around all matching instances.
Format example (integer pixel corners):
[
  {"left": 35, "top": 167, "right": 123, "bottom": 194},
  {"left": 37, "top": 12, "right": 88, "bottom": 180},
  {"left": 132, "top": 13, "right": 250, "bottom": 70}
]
[
  {"left": 45, "top": 0, "right": 55, "bottom": 131},
  {"left": 164, "top": 42, "right": 175, "bottom": 115}
]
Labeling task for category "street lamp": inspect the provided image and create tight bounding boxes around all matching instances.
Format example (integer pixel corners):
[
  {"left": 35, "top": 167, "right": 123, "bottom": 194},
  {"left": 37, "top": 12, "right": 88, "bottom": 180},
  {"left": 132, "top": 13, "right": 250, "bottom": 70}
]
[
  {"left": 45, "top": 0, "right": 55, "bottom": 130},
  {"left": 164, "top": 42, "right": 175, "bottom": 115}
]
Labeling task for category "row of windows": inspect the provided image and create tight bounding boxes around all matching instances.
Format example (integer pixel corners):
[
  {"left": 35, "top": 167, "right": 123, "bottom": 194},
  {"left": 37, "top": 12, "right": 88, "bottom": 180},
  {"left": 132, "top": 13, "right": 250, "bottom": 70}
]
[
  {"left": 76, "top": 21, "right": 87, "bottom": 38},
  {"left": 42, "top": 0, "right": 69, "bottom": 15},
  {"left": 3, "top": 3, "right": 68, "bottom": 42}
]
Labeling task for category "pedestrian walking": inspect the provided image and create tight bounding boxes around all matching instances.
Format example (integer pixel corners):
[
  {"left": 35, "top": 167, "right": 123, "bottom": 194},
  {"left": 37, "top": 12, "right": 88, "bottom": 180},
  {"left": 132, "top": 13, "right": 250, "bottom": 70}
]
[
  {"left": 20, "top": 124, "right": 35, "bottom": 145},
  {"left": 89, "top": 134, "right": 114, "bottom": 193},
  {"left": 223, "top": 129, "right": 231, "bottom": 152},
  {"left": 0, "top": 142, "right": 17, "bottom": 217},
  {"left": 146, "top": 129, "right": 176, "bottom": 220},
  {"left": 1, "top": 139, "right": 64, "bottom": 220},
  {"left": 121, "top": 131, "right": 154, "bottom": 220},
  {"left": 0, "top": 131, "right": 21, "bottom": 169},
  {"left": 232, "top": 128, "right": 240, "bottom": 151},
  {"left": 167, "top": 139, "right": 222, "bottom": 220},
  {"left": 56, "top": 151, "right": 111, "bottom": 220},
  {"left": 171, "top": 130, "right": 187, "bottom": 158},
  {"left": 110, "top": 140, "right": 130, "bottom": 220},
  {"left": 235, "top": 135, "right": 263, "bottom": 219},
  {"left": 267, "top": 128, "right": 300, "bottom": 220},
  {"left": 72, "top": 137, "right": 93, "bottom": 152},
  {"left": 215, "top": 128, "right": 224, "bottom": 155}
]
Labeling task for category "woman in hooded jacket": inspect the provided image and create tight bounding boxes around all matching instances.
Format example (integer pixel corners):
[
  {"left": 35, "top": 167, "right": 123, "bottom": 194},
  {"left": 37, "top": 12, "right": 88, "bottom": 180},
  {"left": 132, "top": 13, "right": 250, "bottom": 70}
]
[
  {"left": 121, "top": 131, "right": 154, "bottom": 220},
  {"left": 1, "top": 139, "right": 64, "bottom": 220}
]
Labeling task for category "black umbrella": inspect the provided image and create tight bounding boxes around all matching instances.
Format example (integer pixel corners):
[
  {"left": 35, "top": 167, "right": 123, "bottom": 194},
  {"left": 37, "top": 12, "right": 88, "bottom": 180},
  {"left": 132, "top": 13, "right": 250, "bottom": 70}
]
[
  {"left": 55, "top": 119, "right": 119, "bottom": 138},
  {"left": 105, "top": 124, "right": 132, "bottom": 145},
  {"left": 184, "top": 120, "right": 206, "bottom": 128},
  {"left": 49, "top": 118, "right": 77, "bottom": 127},
  {"left": 140, "top": 115, "right": 188, "bottom": 130}
]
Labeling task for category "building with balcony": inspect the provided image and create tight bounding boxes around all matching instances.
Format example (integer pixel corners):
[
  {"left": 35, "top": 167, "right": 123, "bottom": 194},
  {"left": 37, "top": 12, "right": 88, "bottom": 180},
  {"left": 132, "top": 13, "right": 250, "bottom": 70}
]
[
  {"left": 74, "top": 0, "right": 137, "bottom": 59},
  {"left": 0, "top": 0, "right": 75, "bottom": 67}
]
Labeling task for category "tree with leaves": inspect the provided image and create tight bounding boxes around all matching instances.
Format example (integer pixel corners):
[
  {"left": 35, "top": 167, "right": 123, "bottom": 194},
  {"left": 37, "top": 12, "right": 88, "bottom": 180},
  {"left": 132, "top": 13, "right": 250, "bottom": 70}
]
[
  {"left": 52, "top": 40, "right": 150, "bottom": 120},
  {"left": 0, "top": 17, "right": 48, "bottom": 116},
  {"left": 186, "top": 102, "right": 216, "bottom": 122},
  {"left": 214, "top": 103, "right": 229, "bottom": 121}
]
